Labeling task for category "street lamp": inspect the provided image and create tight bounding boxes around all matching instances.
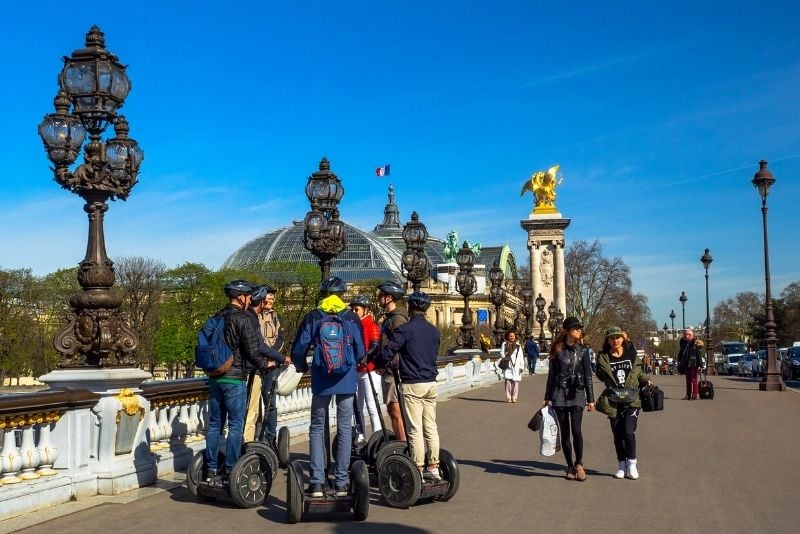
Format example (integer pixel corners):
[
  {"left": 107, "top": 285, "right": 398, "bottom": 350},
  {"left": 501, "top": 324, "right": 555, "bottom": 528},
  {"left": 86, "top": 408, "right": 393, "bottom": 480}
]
[
  {"left": 679, "top": 291, "right": 688, "bottom": 331},
  {"left": 455, "top": 242, "right": 477, "bottom": 349},
  {"left": 401, "top": 211, "right": 431, "bottom": 292},
  {"left": 521, "top": 286, "right": 533, "bottom": 339},
  {"left": 488, "top": 261, "right": 506, "bottom": 347},
  {"left": 700, "top": 249, "right": 715, "bottom": 375},
  {"left": 535, "top": 293, "right": 547, "bottom": 350},
  {"left": 670, "top": 310, "right": 677, "bottom": 362},
  {"left": 752, "top": 160, "right": 787, "bottom": 391},
  {"left": 547, "top": 301, "right": 558, "bottom": 338},
  {"left": 303, "top": 157, "right": 346, "bottom": 283},
  {"left": 40, "top": 27, "right": 141, "bottom": 367}
]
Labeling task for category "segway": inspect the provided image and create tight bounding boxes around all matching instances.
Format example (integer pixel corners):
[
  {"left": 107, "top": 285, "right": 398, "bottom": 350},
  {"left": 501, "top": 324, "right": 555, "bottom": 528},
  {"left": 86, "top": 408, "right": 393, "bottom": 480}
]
[
  {"left": 286, "top": 401, "right": 369, "bottom": 523},
  {"left": 376, "top": 367, "right": 460, "bottom": 508},
  {"left": 187, "top": 372, "right": 279, "bottom": 508}
]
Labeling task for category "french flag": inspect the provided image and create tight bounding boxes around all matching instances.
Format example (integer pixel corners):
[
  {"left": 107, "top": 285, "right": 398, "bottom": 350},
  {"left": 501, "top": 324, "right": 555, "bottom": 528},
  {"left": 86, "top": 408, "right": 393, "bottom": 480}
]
[{"left": 375, "top": 164, "right": 391, "bottom": 177}]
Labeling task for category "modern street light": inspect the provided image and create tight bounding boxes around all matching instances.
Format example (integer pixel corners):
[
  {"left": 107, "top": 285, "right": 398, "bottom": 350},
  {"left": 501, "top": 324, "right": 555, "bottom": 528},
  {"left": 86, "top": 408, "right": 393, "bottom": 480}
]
[
  {"left": 401, "top": 211, "right": 431, "bottom": 292},
  {"left": 535, "top": 293, "right": 547, "bottom": 351},
  {"left": 40, "top": 26, "right": 141, "bottom": 367},
  {"left": 670, "top": 310, "right": 677, "bottom": 362},
  {"left": 679, "top": 291, "right": 688, "bottom": 331},
  {"left": 752, "top": 160, "right": 787, "bottom": 391},
  {"left": 487, "top": 261, "right": 506, "bottom": 347},
  {"left": 700, "top": 249, "right": 715, "bottom": 375},
  {"left": 303, "top": 157, "right": 346, "bottom": 283},
  {"left": 455, "top": 241, "right": 477, "bottom": 349}
]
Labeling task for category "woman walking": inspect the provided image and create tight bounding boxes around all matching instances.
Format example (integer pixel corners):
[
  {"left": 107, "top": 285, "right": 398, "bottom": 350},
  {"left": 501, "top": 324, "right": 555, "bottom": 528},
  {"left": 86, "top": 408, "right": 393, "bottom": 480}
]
[
  {"left": 595, "top": 326, "right": 651, "bottom": 480},
  {"left": 499, "top": 330, "right": 526, "bottom": 402},
  {"left": 543, "top": 317, "right": 594, "bottom": 481}
]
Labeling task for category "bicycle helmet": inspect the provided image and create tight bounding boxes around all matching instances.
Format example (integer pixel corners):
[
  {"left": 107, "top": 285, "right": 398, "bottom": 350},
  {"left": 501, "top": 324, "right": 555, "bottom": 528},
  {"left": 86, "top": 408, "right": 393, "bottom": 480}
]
[
  {"left": 349, "top": 295, "right": 371, "bottom": 308},
  {"left": 320, "top": 276, "right": 347, "bottom": 294},
  {"left": 224, "top": 279, "right": 254, "bottom": 298},
  {"left": 377, "top": 280, "right": 405, "bottom": 300},
  {"left": 407, "top": 291, "right": 431, "bottom": 311},
  {"left": 251, "top": 285, "right": 269, "bottom": 305}
]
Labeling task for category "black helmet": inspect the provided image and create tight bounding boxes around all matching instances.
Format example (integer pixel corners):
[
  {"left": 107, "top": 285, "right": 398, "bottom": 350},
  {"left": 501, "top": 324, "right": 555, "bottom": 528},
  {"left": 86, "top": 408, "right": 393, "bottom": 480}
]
[
  {"left": 377, "top": 280, "right": 405, "bottom": 300},
  {"left": 407, "top": 291, "right": 431, "bottom": 311},
  {"left": 263, "top": 284, "right": 276, "bottom": 295},
  {"left": 224, "top": 279, "right": 254, "bottom": 298},
  {"left": 320, "top": 276, "right": 347, "bottom": 294},
  {"left": 251, "top": 285, "right": 269, "bottom": 305},
  {"left": 349, "top": 295, "right": 371, "bottom": 308}
]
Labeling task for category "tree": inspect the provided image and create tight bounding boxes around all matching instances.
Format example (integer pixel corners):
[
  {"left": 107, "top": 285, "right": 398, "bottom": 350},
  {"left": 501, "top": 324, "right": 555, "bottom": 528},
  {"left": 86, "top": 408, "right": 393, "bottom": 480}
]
[{"left": 712, "top": 291, "right": 763, "bottom": 346}]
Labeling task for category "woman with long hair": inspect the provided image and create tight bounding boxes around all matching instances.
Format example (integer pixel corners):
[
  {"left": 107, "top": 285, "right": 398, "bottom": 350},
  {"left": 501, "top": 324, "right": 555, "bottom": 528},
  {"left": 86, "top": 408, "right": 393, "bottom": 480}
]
[
  {"left": 499, "top": 330, "right": 526, "bottom": 402},
  {"left": 543, "top": 317, "right": 595, "bottom": 480}
]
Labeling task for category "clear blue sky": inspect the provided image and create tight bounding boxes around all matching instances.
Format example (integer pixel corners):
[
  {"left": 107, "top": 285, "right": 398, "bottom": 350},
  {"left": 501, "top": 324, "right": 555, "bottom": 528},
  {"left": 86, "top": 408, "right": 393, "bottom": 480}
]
[{"left": 1, "top": 1, "right": 798, "bottom": 328}]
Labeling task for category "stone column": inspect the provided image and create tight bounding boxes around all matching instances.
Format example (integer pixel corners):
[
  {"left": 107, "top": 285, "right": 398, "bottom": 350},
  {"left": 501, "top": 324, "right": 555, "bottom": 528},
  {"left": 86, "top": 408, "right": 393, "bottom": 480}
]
[{"left": 555, "top": 240, "right": 567, "bottom": 313}]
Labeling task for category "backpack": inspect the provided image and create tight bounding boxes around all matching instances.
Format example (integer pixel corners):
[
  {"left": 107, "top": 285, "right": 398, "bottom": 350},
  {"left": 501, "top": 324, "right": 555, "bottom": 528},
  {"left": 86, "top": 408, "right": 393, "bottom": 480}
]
[
  {"left": 195, "top": 315, "right": 235, "bottom": 376},
  {"left": 314, "top": 312, "right": 355, "bottom": 375}
]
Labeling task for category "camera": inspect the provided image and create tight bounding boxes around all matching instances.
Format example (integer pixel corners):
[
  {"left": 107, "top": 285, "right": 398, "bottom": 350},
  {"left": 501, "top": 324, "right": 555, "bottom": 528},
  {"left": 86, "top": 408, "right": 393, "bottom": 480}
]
[{"left": 560, "top": 374, "right": 585, "bottom": 390}]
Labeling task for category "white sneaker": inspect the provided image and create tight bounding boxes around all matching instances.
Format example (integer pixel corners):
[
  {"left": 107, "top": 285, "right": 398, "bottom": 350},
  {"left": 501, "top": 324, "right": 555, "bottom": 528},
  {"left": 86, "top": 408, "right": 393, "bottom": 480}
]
[
  {"left": 626, "top": 458, "right": 639, "bottom": 480},
  {"left": 614, "top": 461, "right": 626, "bottom": 479}
]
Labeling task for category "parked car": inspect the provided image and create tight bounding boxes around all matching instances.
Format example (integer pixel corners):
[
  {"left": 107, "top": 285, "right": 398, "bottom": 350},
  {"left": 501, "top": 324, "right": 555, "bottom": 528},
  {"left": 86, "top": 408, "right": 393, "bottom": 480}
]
[
  {"left": 781, "top": 346, "right": 800, "bottom": 380},
  {"left": 753, "top": 351, "right": 764, "bottom": 376},
  {"left": 723, "top": 354, "right": 741, "bottom": 375},
  {"left": 739, "top": 354, "right": 754, "bottom": 377},
  {"left": 717, "top": 341, "right": 748, "bottom": 375}
]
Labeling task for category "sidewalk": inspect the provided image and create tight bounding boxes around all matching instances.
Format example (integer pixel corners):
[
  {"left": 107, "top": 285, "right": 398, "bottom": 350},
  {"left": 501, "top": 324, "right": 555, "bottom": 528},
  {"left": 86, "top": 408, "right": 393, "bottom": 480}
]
[{"left": 4, "top": 373, "right": 797, "bottom": 534}]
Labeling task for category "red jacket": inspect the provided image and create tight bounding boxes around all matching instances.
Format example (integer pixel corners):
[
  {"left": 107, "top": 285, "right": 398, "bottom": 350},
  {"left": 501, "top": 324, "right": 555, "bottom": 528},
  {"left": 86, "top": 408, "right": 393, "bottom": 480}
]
[{"left": 358, "top": 314, "right": 381, "bottom": 372}]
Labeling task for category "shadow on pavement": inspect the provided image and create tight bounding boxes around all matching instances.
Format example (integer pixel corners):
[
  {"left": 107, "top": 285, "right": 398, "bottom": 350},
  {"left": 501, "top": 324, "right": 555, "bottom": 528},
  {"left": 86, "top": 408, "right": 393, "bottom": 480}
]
[
  {"left": 458, "top": 457, "right": 564, "bottom": 478},
  {"left": 455, "top": 397, "right": 508, "bottom": 403}
]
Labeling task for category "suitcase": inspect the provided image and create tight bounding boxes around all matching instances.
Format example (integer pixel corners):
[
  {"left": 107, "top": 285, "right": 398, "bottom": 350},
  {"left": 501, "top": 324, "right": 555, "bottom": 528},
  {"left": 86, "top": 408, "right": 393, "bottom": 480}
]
[
  {"left": 640, "top": 385, "right": 664, "bottom": 412},
  {"left": 698, "top": 377, "right": 715, "bottom": 400}
]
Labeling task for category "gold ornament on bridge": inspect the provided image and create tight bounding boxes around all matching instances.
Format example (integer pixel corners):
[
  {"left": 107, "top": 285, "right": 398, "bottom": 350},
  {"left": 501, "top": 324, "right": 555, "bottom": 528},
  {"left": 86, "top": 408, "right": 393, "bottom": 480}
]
[{"left": 520, "top": 165, "right": 563, "bottom": 215}]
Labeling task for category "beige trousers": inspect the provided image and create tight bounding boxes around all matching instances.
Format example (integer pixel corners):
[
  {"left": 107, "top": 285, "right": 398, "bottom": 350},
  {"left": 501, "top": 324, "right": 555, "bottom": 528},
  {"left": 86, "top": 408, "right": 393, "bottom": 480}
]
[
  {"left": 243, "top": 373, "right": 262, "bottom": 442},
  {"left": 400, "top": 382, "right": 440, "bottom": 468}
]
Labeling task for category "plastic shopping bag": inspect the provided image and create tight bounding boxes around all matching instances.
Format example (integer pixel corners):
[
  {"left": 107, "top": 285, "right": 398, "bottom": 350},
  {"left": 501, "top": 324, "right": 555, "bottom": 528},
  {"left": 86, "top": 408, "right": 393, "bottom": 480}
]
[{"left": 539, "top": 406, "right": 561, "bottom": 457}]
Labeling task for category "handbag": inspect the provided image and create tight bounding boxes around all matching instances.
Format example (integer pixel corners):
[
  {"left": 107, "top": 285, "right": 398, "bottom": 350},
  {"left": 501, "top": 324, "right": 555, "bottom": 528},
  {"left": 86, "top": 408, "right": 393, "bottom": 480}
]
[
  {"left": 275, "top": 364, "right": 303, "bottom": 396},
  {"left": 640, "top": 384, "right": 664, "bottom": 412},
  {"left": 606, "top": 386, "right": 639, "bottom": 405},
  {"left": 498, "top": 356, "right": 511, "bottom": 371},
  {"left": 527, "top": 409, "right": 543, "bottom": 432}
]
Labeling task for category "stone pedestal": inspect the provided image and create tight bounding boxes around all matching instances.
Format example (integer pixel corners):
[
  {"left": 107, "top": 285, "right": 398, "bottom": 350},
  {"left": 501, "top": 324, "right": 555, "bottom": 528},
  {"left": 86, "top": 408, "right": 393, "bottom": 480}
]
[{"left": 521, "top": 214, "right": 571, "bottom": 339}]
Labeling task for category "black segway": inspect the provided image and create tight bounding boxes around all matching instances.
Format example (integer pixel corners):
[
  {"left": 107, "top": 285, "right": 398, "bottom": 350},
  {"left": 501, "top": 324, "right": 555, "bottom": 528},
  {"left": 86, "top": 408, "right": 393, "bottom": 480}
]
[
  {"left": 376, "top": 367, "right": 460, "bottom": 508},
  {"left": 286, "top": 401, "right": 369, "bottom": 523}
]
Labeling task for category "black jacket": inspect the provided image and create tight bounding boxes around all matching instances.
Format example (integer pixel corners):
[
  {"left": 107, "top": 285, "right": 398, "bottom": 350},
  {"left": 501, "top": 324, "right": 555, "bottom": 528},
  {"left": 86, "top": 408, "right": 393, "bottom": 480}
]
[
  {"left": 376, "top": 314, "right": 440, "bottom": 384},
  {"left": 219, "top": 304, "right": 267, "bottom": 380},
  {"left": 545, "top": 343, "right": 595, "bottom": 404},
  {"left": 678, "top": 338, "right": 703, "bottom": 370}
]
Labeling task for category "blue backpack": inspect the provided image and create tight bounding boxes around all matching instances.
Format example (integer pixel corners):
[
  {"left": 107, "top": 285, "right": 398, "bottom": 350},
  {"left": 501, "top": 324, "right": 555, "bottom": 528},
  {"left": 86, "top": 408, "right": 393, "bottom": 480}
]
[
  {"left": 195, "top": 315, "right": 235, "bottom": 376},
  {"left": 314, "top": 312, "right": 355, "bottom": 375}
]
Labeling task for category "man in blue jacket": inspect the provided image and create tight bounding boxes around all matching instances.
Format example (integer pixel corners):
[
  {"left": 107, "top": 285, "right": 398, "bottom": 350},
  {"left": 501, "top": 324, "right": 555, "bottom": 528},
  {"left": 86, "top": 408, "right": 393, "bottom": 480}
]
[
  {"left": 291, "top": 276, "right": 365, "bottom": 497},
  {"left": 375, "top": 291, "right": 441, "bottom": 481}
]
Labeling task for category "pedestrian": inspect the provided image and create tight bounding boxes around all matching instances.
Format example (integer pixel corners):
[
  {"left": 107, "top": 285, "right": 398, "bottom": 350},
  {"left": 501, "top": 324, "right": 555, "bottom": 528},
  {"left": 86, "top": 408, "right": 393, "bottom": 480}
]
[
  {"left": 677, "top": 328, "right": 704, "bottom": 400},
  {"left": 350, "top": 295, "right": 383, "bottom": 444},
  {"left": 375, "top": 291, "right": 442, "bottom": 480},
  {"left": 205, "top": 280, "right": 271, "bottom": 487},
  {"left": 499, "top": 330, "right": 526, "bottom": 402},
  {"left": 524, "top": 335, "right": 539, "bottom": 375},
  {"left": 595, "top": 326, "right": 652, "bottom": 480},
  {"left": 375, "top": 280, "right": 409, "bottom": 441},
  {"left": 543, "top": 317, "right": 595, "bottom": 481},
  {"left": 290, "top": 276, "right": 366, "bottom": 497}
]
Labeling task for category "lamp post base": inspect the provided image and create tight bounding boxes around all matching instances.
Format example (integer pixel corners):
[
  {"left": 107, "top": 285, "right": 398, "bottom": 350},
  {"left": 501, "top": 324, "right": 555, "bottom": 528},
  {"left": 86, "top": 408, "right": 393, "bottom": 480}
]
[{"left": 759, "top": 372, "right": 787, "bottom": 391}]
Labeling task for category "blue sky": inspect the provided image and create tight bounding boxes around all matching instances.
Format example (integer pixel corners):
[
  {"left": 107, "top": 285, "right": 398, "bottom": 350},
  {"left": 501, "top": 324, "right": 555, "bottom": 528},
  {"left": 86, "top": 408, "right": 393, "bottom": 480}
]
[{"left": 1, "top": 1, "right": 798, "bottom": 328}]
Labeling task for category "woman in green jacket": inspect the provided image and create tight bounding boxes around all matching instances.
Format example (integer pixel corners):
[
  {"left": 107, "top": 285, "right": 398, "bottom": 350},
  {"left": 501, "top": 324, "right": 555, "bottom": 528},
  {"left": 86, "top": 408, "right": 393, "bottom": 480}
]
[{"left": 595, "top": 326, "right": 651, "bottom": 480}]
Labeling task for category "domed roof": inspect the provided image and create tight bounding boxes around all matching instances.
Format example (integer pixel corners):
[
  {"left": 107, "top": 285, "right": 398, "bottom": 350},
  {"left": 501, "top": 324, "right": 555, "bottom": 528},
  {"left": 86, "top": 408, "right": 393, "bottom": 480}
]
[{"left": 222, "top": 220, "right": 404, "bottom": 283}]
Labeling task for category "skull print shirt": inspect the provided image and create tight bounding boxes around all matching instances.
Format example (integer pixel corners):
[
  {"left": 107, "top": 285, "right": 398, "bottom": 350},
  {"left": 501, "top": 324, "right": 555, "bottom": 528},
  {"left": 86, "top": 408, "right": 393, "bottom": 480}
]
[{"left": 608, "top": 352, "right": 635, "bottom": 387}]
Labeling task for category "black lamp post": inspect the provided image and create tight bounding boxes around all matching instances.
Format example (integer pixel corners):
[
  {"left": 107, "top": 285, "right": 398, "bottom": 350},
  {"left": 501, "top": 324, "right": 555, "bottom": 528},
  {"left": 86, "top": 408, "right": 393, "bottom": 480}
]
[
  {"left": 40, "top": 27, "right": 141, "bottom": 367},
  {"left": 752, "top": 160, "right": 787, "bottom": 391},
  {"left": 535, "top": 293, "right": 547, "bottom": 350},
  {"left": 679, "top": 291, "right": 688, "bottom": 331},
  {"left": 303, "top": 157, "right": 346, "bottom": 283},
  {"left": 662, "top": 323, "right": 669, "bottom": 350},
  {"left": 521, "top": 286, "right": 533, "bottom": 339},
  {"left": 401, "top": 211, "right": 431, "bottom": 292},
  {"left": 455, "top": 242, "right": 477, "bottom": 349},
  {"left": 700, "top": 248, "right": 715, "bottom": 375},
  {"left": 670, "top": 310, "right": 677, "bottom": 362},
  {"left": 488, "top": 261, "right": 506, "bottom": 347},
  {"left": 547, "top": 301, "right": 558, "bottom": 338}
]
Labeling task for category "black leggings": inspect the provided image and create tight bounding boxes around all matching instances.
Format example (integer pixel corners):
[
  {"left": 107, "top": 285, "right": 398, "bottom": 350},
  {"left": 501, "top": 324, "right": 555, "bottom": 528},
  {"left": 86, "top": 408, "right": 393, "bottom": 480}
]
[
  {"left": 553, "top": 406, "right": 584, "bottom": 468},
  {"left": 610, "top": 407, "right": 639, "bottom": 461}
]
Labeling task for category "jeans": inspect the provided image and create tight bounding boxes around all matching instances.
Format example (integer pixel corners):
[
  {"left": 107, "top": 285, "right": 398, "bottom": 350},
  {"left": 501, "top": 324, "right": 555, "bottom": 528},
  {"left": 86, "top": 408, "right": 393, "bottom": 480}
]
[
  {"left": 401, "top": 382, "right": 439, "bottom": 468},
  {"left": 206, "top": 379, "right": 247, "bottom": 472},
  {"left": 309, "top": 393, "right": 354, "bottom": 487},
  {"left": 685, "top": 367, "right": 699, "bottom": 399},
  {"left": 259, "top": 367, "right": 280, "bottom": 440}
]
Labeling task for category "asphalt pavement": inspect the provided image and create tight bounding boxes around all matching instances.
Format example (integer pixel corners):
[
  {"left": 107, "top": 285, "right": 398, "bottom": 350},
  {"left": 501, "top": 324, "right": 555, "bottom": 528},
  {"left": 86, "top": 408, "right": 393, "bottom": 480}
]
[{"left": 4, "top": 373, "right": 798, "bottom": 534}]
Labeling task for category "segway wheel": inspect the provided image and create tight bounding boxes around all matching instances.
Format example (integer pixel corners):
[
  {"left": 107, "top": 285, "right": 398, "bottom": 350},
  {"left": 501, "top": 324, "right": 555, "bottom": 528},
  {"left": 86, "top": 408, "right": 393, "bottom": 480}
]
[
  {"left": 436, "top": 448, "right": 460, "bottom": 502},
  {"left": 228, "top": 452, "right": 272, "bottom": 508},
  {"left": 242, "top": 441, "right": 279, "bottom": 480},
  {"left": 351, "top": 459, "right": 370, "bottom": 521},
  {"left": 374, "top": 440, "right": 408, "bottom": 472},
  {"left": 378, "top": 454, "right": 422, "bottom": 509},
  {"left": 277, "top": 426, "right": 290, "bottom": 468},
  {"left": 286, "top": 461, "right": 305, "bottom": 524},
  {"left": 187, "top": 450, "right": 223, "bottom": 501},
  {"left": 365, "top": 430, "right": 395, "bottom": 466}
]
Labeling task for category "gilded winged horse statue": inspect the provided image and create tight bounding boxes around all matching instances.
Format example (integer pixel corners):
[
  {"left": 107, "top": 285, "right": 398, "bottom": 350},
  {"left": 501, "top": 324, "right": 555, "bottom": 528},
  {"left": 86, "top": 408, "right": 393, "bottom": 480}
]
[{"left": 520, "top": 165, "right": 562, "bottom": 214}]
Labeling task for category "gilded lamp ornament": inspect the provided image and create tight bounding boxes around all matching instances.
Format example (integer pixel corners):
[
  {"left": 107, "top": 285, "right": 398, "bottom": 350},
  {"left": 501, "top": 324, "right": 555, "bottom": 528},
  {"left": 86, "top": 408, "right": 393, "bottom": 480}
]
[
  {"left": 38, "top": 27, "right": 141, "bottom": 367},
  {"left": 520, "top": 164, "right": 563, "bottom": 215}
]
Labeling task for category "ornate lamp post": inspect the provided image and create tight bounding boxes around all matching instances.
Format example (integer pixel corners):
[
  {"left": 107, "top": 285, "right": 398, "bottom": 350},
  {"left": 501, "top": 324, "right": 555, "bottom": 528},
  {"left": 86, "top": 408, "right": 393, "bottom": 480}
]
[
  {"left": 554, "top": 309, "right": 565, "bottom": 337},
  {"left": 455, "top": 242, "right": 477, "bottom": 349},
  {"left": 752, "top": 161, "right": 787, "bottom": 391},
  {"left": 670, "top": 310, "right": 677, "bottom": 362},
  {"left": 39, "top": 26, "right": 141, "bottom": 367},
  {"left": 521, "top": 286, "right": 533, "bottom": 339},
  {"left": 303, "top": 157, "right": 346, "bottom": 283},
  {"left": 662, "top": 323, "right": 669, "bottom": 350},
  {"left": 535, "top": 293, "right": 547, "bottom": 350},
  {"left": 487, "top": 261, "right": 506, "bottom": 347},
  {"left": 679, "top": 291, "right": 688, "bottom": 331},
  {"left": 700, "top": 249, "right": 715, "bottom": 375},
  {"left": 401, "top": 211, "right": 431, "bottom": 292}
]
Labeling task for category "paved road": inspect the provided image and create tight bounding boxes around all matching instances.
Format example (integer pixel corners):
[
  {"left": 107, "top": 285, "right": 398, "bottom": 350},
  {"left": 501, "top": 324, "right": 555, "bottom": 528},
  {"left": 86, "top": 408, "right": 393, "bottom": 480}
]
[{"left": 6, "top": 374, "right": 799, "bottom": 533}]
